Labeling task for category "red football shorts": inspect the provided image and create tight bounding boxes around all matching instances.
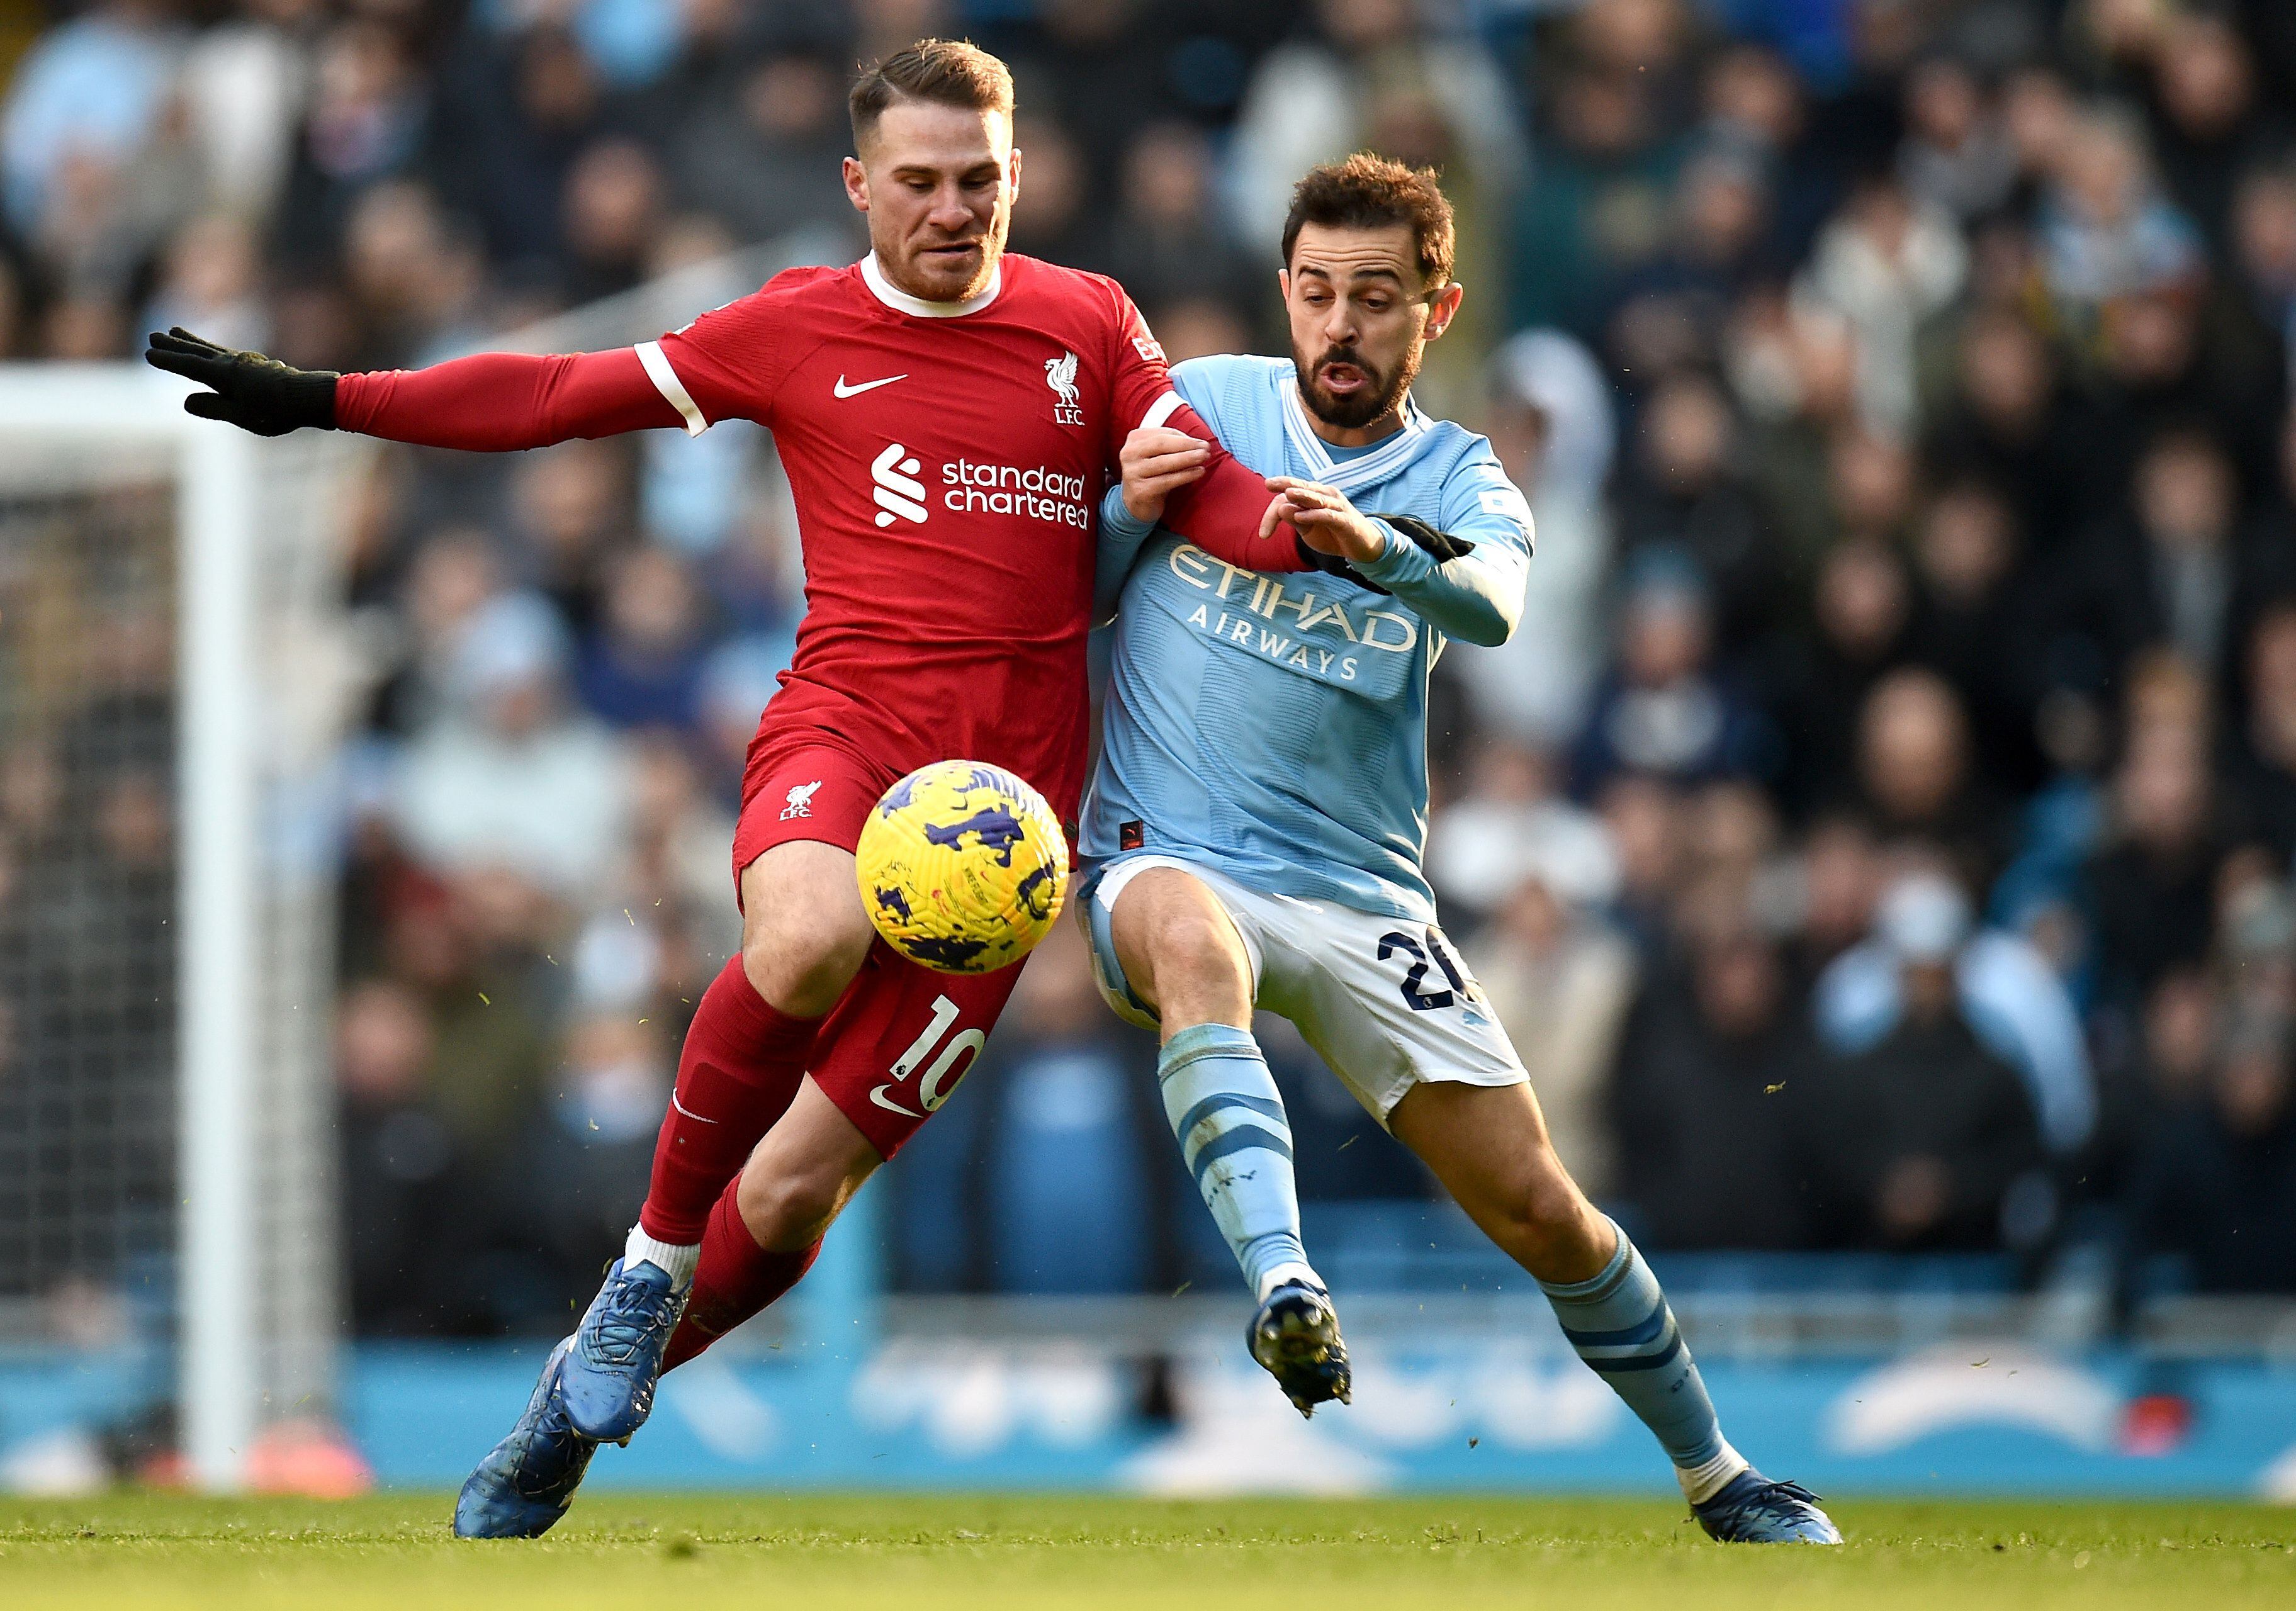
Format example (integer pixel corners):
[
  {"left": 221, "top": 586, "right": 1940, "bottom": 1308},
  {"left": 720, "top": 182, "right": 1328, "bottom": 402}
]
[
  {"left": 731, "top": 733, "right": 891, "bottom": 892},
  {"left": 731, "top": 729, "right": 1026, "bottom": 1159}
]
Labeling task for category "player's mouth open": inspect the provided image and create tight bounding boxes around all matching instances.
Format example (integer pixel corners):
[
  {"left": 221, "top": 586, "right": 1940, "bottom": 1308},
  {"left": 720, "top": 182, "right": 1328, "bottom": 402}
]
[{"left": 1318, "top": 362, "right": 1370, "bottom": 393}]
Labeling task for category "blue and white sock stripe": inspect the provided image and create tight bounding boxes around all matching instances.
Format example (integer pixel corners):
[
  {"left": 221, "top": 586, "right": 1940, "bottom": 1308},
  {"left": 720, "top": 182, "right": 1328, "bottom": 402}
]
[
  {"left": 1541, "top": 1220, "right": 1728, "bottom": 1473},
  {"left": 1556, "top": 1305, "right": 1686, "bottom": 1373},
  {"left": 1168, "top": 1092, "right": 1295, "bottom": 1187}
]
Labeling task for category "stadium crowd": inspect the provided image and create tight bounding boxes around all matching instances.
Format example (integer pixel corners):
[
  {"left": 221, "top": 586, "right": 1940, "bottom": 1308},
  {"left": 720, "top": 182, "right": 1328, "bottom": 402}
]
[{"left": 6, "top": 0, "right": 2296, "bottom": 1335}]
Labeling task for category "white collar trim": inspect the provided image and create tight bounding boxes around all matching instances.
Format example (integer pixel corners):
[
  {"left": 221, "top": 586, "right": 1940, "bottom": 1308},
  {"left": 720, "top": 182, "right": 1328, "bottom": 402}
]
[
  {"left": 1280, "top": 376, "right": 1433, "bottom": 492},
  {"left": 860, "top": 252, "right": 1002, "bottom": 317}
]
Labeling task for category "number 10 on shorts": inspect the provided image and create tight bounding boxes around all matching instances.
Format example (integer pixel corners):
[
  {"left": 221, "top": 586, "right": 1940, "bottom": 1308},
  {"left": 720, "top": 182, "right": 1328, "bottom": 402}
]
[{"left": 869, "top": 994, "right": 986, "bottom": 1118}]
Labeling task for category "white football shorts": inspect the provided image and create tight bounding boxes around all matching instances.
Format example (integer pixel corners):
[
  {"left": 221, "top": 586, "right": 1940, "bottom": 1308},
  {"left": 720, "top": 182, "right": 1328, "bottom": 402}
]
[{"left": 1079, "top": 853, "right": 1528, "bottom": 1126}]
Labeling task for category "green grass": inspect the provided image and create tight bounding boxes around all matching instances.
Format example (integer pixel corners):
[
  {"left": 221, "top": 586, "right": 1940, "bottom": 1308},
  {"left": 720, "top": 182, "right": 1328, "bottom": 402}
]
[{"left": 1, "top": 1493, "right": 2290, "bottom": 1610}]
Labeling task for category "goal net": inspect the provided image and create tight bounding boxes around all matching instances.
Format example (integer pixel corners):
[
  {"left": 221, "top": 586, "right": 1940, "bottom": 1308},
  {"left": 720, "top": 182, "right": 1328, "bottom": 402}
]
[{"left": 0, "top": 369, "right": 374, "bottom": 1489}]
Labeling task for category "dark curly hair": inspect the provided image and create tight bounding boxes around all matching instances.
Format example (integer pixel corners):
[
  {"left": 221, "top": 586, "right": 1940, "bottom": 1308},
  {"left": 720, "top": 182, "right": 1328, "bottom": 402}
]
[{"left": 1281, "top": 153, "right": 1456, "bottom": 288}]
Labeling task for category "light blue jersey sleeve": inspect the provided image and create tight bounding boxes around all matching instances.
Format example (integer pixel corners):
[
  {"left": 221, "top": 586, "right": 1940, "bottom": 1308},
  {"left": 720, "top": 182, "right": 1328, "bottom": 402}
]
[
  {"left": 1352, "top": 451, "right": 1533, "bottom": 646},
  {"left": 1093, "top": 482, "right": 1156, "bottom": 626}
]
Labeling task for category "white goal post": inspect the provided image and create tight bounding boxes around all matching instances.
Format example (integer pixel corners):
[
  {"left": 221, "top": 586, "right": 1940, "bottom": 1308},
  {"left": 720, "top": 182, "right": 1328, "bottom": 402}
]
[{"left": 0, "top": 366, "right": 373, "bottom": 1490}]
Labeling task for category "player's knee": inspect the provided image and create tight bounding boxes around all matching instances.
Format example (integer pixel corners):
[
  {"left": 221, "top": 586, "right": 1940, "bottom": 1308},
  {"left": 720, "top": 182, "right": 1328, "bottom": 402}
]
[
  {"left": 740, "top": 901, "right": 872, "bottom": 1017},
  {"left": 1493, "top": 1149, "right": 1591, "bottom": 1251},
  {"left": 1143, "top": 906, "right": 1248, "bottom": 1003}
]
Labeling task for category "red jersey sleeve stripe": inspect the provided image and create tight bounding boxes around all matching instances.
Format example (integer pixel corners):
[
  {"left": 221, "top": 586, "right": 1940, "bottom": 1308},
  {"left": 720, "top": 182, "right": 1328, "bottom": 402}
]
[
  {"left": 1139, "top": 390, "right": 1186, "bottom": 430},
  {"left": 635, "top": 340, "right": 707, "bottom": 435}
]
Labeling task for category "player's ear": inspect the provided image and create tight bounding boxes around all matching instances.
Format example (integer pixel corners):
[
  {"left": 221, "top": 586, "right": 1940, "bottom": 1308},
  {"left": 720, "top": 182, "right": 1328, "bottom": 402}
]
[
  {"left": 1423, "top": 281, "right": 1465, "bottom": 343},
  {"left": 1277, "top": 267, "right": 1292, "bottom": 303},
  {"left": 841, "top": 154, "right": 870, "bottom": 214},
  {"left": 1007, "top": 145, "right": 1023, "bottom": 200}
]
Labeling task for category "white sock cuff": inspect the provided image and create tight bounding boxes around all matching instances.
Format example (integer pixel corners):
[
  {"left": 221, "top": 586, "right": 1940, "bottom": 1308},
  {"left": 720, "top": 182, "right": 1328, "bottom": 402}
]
[
  {"left": 624, "top": 1225, "right": 699, "bottom": 1291},
  {"left": 1676, "top": 1439, "right": 1750, "bottom": 1506},
  {"left": 1256, "top": 1260, "right": 1321, "bottom": 1301}
]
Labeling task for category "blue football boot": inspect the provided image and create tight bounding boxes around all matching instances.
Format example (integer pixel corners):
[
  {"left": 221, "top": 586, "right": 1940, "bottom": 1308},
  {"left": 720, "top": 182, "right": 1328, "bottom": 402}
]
[
  {"left": 453, "top": 1339, "right": 597, "bottom": 1539},
  {"left": 558, "top": 1257, "right": 687, "bottom": 1443},
  {"left": 1692, "top": 1470, "right": 1843, "bottom": 1543},
  {"left": 1248, "top": 1279, "right": 1352, "bottom": 1418}
]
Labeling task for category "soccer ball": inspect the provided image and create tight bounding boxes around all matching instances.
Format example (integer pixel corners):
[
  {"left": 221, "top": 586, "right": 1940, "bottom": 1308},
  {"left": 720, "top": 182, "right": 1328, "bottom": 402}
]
[{"left": 857, "top": 760, "right": 1071, "bottom": 974}]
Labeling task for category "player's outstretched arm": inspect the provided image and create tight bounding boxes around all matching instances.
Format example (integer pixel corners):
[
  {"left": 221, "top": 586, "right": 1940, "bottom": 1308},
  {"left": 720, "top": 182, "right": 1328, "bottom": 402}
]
[
  {"left": 1271, "top": 476, "right": 1529, "bottom": 647},
  {"left": 146, "top": 328, "right": 680, "bottom": 450},
  {"left": 1153, "top": 407, "right": 1308, "bottom": 574}
]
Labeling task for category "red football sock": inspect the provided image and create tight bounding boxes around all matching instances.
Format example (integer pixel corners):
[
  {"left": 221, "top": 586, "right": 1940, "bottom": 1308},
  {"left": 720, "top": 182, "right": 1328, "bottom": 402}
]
[
  {"left": 662, "top": 1177, "right": 822, "bottom": 1371},
  {"left": 637, "top": 955, "right": 819, "bottom": 1245}
]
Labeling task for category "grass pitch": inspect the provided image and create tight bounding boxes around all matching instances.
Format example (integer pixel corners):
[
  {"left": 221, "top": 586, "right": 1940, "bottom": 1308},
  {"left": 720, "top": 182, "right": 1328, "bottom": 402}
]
[{"left": 1, "top": 1492, "right": 2290, "bottom": 1610}]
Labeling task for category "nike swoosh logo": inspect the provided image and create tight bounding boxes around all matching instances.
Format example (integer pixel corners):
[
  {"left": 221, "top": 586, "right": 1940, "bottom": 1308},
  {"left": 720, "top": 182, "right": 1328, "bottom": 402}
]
[
  {"left": 670, "top": 1092, "right": 719, "bottom": 1125},
  {"left": 834, "top": 373, "right": 906, "bottom": 398},
  {"left": 869, "top": 1084, "right": 921, "bottom": 1118}
]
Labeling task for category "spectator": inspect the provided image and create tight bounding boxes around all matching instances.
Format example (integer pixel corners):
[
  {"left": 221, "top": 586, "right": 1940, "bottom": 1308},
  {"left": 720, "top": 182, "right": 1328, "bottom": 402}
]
[
  {"left": 2037, "top": 103, "right": 2203, "bottom": 319},
  {"left": 1816, "top": 870, "right": 2095, "bottom": 1160},
  {"left": 1797, "top": 876, "right": 2048, "bottom": 1252},
  {"left": 1794, "top": 176, "right": 1965, "bottom": 436},
  {"left": 1906, "top": 479, "right": 2047, "bottom": 796},
  {"left": 2127, "top": 1009, "right": 2296, "bottom": 1293},
  {"left": 2056, "top": 429, "right": 2248, "bottom": 700},
  {"left": 1468, "top": 867, "right": 1637, "bottom": 1198},
  {"left": 575, "top": 546, "right": 711, "bottom": 734},
  {"left": 1427, "top": 739, "right": 1615, "bottom": 929},
  {"left": 1897, "top": 53, "right": 2017, "bottom": 224},
  {"left": 273, "top": 19, "right": 430, "bottom": 278},
  {"left": 1921, "top": 308, "right": 2090, "bottom": 558},
  {"left": 1609, "top": 919, "right": 1811, "bottom": 1250},
  {"left": 2147, "top": 13, "right": 2287, "bottom": 251},
  {"left": 2228, "top": 603, "right": 2296, "bottom": 860},
  {"left": 1229, "top": 0, "right": 1522, "bottom": 257},
  {"left": 1852, "top": 667, "right": 2005, "bottom": 886},
  {"left": 1461, "top": 329, "right": 1618, "bottom": 748},
  {"left": 1, "top": 0, "right": 179, "bottom": 236},
  {"left": 1612, "top": 371, "right": 1778, "bottom": 653},
  {"left": 559, "top": 140, "right": 665, "bottom": 303},
  {"left": 506, "top": 1013, "right": 672, "bottom": 1319},
  {"left": 1573, "top": 555, "right": 1771, "bottom": 797},
  {"left": 2083, "top": 703, "right": 2232, "bottom": 1016},
  {"left": 1769, "top": 535, "right": 1916, "bottom": 816},
  {"left": 1604, "top": 143, "right": 1774, "bottom": 382},
  {"left": 337, "top": 978, "right": 459, "bottom": 1335},
  {"left": 389, "top": 592, "right": 633, "bottom": 900},
  {"left": 1089, "top": 121, "right": 1260, "bottom": 320},
  {"left": 668, "top": 48, "right": 865, "bottom": 252}
]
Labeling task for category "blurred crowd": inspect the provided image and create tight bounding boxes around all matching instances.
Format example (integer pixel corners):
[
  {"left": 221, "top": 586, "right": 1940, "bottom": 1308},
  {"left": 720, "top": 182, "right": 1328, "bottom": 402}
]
[{"left": 7, "top": 0, "right": 2296, "bottom": 1335}]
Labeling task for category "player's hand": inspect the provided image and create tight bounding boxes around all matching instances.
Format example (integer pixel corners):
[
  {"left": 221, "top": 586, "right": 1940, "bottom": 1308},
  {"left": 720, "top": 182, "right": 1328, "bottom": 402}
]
[
  {"left": 144, "top": 327, "right": 340, "bottom": 437},
  {"left": 1119, "top": 425, "right": 1209, "bottom": 523},
  {"left": 1266, "top": 476, "right": 1388, "bottom": 565}
]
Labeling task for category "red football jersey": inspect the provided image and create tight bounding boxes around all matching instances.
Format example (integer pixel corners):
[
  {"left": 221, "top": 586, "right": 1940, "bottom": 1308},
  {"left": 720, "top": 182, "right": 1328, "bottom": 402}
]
[{"left": 637, "top": 252, "right": 1276, "bottom": 819}]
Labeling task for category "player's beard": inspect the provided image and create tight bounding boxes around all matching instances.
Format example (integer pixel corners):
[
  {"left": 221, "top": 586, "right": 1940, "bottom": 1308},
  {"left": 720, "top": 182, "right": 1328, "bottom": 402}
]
[
  {"left": 1293, "top": 339, "right": 1421, "bottom": 432},
  {"left": 881, "top": 208, "right": 1010, "bottom": 304}
]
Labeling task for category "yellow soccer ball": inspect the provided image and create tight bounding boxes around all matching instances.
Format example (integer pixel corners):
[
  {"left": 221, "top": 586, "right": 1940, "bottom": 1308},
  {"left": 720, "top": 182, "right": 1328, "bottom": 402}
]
[{"left": 856, "top": 760, "right": 1071, "bottom": 974}]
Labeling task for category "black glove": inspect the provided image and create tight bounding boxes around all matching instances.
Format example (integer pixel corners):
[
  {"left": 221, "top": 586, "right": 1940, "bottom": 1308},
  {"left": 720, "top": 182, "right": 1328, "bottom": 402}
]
[
  {"left": 144, "top": 327, "right": 339, "bottom": 436},
  {"left": 1293, "top": 511, "right": 1475, "bottom": 595}
]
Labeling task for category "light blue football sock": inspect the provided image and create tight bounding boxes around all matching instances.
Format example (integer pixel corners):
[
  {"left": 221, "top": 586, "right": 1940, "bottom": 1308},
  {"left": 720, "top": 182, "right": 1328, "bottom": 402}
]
[
  {"left": 1157, "top": 1023, "right": 1315, "bottom": 1299},
  {"left": 1541, "top": 1221, "right": 1745, "bottom": 1502}
]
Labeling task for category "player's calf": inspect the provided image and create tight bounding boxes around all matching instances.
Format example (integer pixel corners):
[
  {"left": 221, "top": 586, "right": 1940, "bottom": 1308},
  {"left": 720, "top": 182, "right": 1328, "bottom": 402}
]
[
  {"left": 733, "top": 1076, "right": 882, "bottom": 1252},
  {"left": 1392, "top": 1082, "right": 1757, "bottom": 1512},
  {"left": 1094, "top": 865, "right": 1346, "bottom": 1408}
]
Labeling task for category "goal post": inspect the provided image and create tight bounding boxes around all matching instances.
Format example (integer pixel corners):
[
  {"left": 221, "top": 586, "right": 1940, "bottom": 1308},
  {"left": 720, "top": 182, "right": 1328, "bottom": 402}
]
[{"left": 0, "top": 366, "right": 373, "bottom": 1490}]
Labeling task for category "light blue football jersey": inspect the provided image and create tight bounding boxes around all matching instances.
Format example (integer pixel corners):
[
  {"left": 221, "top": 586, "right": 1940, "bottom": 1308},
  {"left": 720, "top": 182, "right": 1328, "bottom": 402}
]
[{"left": 1083, "top": 354, "right": 1534, "bottom": 921}]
